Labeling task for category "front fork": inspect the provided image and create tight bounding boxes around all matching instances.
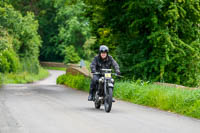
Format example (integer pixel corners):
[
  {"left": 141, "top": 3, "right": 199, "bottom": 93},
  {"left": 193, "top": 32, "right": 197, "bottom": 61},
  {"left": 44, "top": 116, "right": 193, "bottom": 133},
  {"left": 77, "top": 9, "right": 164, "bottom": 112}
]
[
  {"left": 104, "top": 80, "right": 108, "bottom": 96},
  {"left": 104, "top": 79, "right": 114, "bottom": 96}
]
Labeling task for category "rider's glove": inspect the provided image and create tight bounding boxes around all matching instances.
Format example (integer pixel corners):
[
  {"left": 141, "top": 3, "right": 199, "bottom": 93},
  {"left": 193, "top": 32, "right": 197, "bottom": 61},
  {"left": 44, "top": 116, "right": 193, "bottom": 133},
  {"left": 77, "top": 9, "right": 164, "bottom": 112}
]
[
  {"left": 116, "top": 71, "right": 121, "bottom": 76},
  {"left": 91, "top": 69, "right": 96, "bottom": 73}
]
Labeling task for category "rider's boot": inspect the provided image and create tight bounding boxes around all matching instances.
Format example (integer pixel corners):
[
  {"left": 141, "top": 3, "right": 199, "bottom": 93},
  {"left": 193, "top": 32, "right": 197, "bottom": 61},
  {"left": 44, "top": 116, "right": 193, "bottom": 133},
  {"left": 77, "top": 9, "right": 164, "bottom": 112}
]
[
  {"left": 112, "top": 98, "right": 115, "bottom": 102},
  {"left": 88, "top": 94, "right": 93, "bottom": 101},
  {"left": 88, "top": 89, "right": 94, "bottom": 101}
]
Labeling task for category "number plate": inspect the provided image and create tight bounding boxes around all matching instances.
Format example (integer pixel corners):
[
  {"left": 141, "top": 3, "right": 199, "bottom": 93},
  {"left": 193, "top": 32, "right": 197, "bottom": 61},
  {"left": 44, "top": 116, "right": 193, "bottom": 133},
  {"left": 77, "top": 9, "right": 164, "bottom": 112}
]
[{"left": 105, "top": 73, "right": 111, "bottom": 78}]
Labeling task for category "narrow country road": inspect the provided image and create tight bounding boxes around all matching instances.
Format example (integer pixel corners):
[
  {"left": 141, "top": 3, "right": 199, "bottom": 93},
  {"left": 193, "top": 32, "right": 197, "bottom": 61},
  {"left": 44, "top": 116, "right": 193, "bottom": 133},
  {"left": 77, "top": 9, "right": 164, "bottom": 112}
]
[{"left": 0, "top": 70, "right": 200, "bottom": 133}]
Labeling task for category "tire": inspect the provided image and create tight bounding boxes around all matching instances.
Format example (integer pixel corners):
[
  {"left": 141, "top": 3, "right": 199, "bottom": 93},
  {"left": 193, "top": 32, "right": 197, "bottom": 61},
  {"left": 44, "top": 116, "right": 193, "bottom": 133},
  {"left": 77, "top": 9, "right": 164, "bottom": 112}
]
[
  {"left": 95, "top": 101, "right": 101, "bottom": 109},
  {"left": 94, "top": 93, "right": 101, "bottom": 109},
  {"left": 104, "top": 87, "right": 113, "bottom": 113}
]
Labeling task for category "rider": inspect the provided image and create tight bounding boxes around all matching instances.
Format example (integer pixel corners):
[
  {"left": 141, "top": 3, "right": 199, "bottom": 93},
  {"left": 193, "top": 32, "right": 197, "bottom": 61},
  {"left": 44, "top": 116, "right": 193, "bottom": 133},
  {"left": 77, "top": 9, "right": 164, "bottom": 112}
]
[{"left": 88, "top": 45, "right": 121, "bottom": 101}]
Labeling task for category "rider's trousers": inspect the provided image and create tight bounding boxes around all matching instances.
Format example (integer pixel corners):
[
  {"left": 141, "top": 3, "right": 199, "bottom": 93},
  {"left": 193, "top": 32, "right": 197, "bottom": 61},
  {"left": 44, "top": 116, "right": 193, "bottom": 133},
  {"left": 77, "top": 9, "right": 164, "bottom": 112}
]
[{"left": 89, "top": 75, "right": 100, "bottom": 95}]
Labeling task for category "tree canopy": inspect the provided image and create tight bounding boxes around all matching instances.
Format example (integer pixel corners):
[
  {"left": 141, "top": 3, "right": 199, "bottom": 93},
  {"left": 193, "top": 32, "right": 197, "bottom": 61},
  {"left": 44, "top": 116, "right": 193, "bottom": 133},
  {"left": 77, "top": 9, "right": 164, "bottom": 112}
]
[{"left": 84, "top": 0, "right": 200, "bottom": 86}]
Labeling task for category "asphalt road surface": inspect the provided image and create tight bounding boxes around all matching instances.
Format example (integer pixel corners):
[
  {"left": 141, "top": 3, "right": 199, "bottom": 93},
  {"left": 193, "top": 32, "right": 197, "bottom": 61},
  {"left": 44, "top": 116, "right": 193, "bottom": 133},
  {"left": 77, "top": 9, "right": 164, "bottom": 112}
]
[{"left": 0, "top": 70, "right": 200, "bottom": 133}]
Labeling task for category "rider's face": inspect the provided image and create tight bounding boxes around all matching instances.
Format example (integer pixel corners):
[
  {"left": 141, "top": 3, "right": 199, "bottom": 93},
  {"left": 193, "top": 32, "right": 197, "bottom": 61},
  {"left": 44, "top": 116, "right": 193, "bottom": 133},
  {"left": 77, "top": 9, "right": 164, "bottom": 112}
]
[{"left": 100, "top": 52, "right": 107, "bottom": 59}]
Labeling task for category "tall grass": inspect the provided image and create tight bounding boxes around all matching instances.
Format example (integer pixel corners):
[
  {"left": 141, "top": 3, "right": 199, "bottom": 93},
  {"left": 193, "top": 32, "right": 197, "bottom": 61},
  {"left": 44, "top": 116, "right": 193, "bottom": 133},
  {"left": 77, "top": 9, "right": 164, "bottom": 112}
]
[
  {"left": 3, "top": 67, "right": 49, "bottom": 84},
  {"left": 43, "top": 66, "right": 66, "bottom": 71},
  {"left": 0, "top": 73, "right": 3, "bottom": 87},
  {"left": 57, "top": 73, "right": 200, "bottom": 119},
  {"left": 114, "top": 81, "right": 200, "bottom": 118},
  {"left": 57, "top": 74, "right": 90, "bottom": 92}
]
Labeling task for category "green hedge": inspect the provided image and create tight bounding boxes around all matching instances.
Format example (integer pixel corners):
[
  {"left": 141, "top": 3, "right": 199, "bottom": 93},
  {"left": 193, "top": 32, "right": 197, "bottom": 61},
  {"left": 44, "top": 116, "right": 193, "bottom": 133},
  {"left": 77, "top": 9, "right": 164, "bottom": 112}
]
[
  {"left": 57, "top": 74, "right": 200, "bottom": 119},
  {"left": 57, "top": 74, "right": 90, "bottom": 92}
]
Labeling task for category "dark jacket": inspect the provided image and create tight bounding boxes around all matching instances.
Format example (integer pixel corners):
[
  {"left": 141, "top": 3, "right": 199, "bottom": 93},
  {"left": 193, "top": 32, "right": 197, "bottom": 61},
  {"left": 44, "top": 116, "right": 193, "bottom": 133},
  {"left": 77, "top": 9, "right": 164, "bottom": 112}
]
[{"left": 90, "top": 55, "right": 120, "bottom": 73}]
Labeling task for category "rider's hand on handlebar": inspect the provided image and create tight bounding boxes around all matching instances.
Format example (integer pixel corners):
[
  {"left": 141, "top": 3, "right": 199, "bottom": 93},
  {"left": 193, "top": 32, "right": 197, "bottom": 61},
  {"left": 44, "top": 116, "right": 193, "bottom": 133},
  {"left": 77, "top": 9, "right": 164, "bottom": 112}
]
[
  {"left": 91, "top": 70, "right": 96, "bottom": 73},
  {"left": 116, "top": 71, "right": 121, "bottom": 76}
]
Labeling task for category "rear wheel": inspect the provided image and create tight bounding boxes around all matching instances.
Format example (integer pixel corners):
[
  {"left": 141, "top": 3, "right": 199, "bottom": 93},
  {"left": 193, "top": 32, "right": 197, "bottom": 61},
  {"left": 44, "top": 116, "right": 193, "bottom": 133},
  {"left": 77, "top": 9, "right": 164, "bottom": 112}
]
[
  {"left": 104, "top": 87, "right": 113, "bottom": 113},
  {"left": 94, "top": 92, "right": 101, "bottom": 109},
  {"left": 95, "top": 101, "right": 101, "bottom": 109}
]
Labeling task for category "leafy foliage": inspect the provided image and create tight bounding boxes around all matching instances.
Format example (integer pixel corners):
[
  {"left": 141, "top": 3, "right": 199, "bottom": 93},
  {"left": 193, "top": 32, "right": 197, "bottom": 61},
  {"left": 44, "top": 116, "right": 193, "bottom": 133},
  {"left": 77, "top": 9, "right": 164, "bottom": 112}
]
[
  {"left": 55, "top": 0, "right": 91, "bottom": 59},
  {"left": 82, "top": 37, "right": 96, "bottom": 60},
  {"left": 63, "top": 45, "right": 81, "bottom": 64},
  {"left": 0, "top": 27, "right": 21, "bottom": 73},
  {"left": 84, "top": 0, "right": 200, "bottom": 87},
  {"left": 9, "top": 0, "right": 91, "bottom": 62},
  {"left": 57, "top": 73, "right": 90, "bottom": 92},
  {"left": 3, "top": 0, "right": 200, "bottom": 87},
  {"left": 0, "top": 2, "right": 41, "bottom": 74}
]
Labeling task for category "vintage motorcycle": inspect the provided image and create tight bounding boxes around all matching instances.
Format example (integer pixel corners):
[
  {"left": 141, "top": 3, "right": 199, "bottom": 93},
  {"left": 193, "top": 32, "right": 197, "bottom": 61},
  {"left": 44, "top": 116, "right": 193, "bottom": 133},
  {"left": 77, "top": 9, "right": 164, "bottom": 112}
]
[{"left": 92, "top": 69, "right": 119, "bottom": 113}]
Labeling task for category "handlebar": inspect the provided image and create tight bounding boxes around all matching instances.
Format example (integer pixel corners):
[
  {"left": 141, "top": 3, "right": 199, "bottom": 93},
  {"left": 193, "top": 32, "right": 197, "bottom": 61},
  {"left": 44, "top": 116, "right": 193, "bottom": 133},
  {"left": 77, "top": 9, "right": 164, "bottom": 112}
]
[
  {"left": 92, "top": 72, "right": 101, "bottom": 75},
  {"left": 91, "top": 72, "right": 123, "bottom": 77}
]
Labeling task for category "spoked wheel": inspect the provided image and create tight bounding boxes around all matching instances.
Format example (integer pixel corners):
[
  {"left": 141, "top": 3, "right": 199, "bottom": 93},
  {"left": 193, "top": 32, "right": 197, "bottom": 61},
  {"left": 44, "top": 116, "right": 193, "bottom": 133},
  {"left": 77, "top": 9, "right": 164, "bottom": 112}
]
[
  {"left": 94, "top": 92, "right": 101, "bottom": 109},
  {"left": 104, "top": 87, "right": 113, "bottom": 113}
]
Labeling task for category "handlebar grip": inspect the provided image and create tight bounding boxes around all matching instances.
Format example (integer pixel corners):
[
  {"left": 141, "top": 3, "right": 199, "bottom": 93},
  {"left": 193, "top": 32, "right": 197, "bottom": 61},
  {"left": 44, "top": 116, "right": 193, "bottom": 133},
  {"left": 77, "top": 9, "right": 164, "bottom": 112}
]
[{"left": 92, "top": 72, "right": 100, "bottom": 75}]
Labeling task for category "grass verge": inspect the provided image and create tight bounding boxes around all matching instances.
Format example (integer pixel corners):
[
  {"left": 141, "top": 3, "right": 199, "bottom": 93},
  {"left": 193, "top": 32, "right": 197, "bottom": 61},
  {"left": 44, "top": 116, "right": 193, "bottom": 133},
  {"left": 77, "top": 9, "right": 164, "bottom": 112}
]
[
  {"left": 0, "top": 73, "right": 3, "bottom": 87},
  {"left": 57, "top": 74, "right": 90, "bottom": 92},
  {"left": 2, "top": 67, "right": 49, "bottom": 84},
  {"left": 57, "top": 73, "right": 200, "bottom": 119},
  {"left": 43, "top": 66, "right": 66, "bottom": 71}
]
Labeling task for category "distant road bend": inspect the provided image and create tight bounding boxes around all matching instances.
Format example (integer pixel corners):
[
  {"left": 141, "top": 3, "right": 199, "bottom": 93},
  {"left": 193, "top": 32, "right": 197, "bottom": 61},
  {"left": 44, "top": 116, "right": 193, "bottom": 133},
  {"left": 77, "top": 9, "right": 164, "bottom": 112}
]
[{"left": 0, "top": 70, "right": 200, "bottom": 133}]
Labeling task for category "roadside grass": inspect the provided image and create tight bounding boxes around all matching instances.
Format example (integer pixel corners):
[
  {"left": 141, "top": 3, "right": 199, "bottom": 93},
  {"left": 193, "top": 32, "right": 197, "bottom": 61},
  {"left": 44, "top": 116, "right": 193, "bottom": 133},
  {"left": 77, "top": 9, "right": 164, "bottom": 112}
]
[
  {"left": 2, "top": 67, "right": 49, "bottom": 84},
  {"left": 0, "top": 73, "right": 2, "bottom": 87},
  {"left": 57, "top": 74, "right": 90, "bottom": 92},
  {"left": 114, "top": 81, "right": 200, "bottom": 118},
  {"left": 57, "top": 73, "right": 200, "bottom": 119},
  {"left": 43, "top": 66, "right": 66, "bottom": 71}
]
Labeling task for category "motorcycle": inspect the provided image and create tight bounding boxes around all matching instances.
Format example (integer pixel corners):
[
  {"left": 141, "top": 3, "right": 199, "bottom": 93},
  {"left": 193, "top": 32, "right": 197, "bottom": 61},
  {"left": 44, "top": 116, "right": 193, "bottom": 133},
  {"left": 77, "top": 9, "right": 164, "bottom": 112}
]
[{"left": 92, "top": 69, "right": 119, "bottom": 113}]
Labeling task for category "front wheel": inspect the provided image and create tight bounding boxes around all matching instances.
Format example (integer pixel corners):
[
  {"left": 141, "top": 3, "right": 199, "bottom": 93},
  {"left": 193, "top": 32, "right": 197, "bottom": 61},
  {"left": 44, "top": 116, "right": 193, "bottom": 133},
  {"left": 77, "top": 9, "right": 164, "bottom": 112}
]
[
  {"left": 104, "top": 87, "right": 113, "bottom": 113},
  {"left": 94, "top": 93, "right": 101, "bottom": 109}
]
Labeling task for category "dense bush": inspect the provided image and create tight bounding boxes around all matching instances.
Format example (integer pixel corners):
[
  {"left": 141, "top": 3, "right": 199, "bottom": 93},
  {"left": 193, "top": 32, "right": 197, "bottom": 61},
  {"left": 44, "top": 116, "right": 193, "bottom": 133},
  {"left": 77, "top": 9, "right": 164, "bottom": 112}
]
[
  {"left": 0, "top": 28, "right": 21, "bottom": 73},
  {"left": 0, "top": 50, "right": 21, "bottom": 73},
  {"left": 0, "top": 3, "right": 41, "bottom": 74},
  {"left": 63, "top": 45, "right": 81, "bottom": 64},
  {"left": 84, "top": 0, "right": 200, "bottom": 87},
  {"left": 57, "top": 74, "right": 90, "bottom": 92}
]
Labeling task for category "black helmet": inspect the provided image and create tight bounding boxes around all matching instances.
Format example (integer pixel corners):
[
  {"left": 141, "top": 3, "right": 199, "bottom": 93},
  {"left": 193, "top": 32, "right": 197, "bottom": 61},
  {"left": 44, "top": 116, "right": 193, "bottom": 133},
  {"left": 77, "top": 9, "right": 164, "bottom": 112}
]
[{"left": 99, "top": 45, "right": 109, "bottom": 53}]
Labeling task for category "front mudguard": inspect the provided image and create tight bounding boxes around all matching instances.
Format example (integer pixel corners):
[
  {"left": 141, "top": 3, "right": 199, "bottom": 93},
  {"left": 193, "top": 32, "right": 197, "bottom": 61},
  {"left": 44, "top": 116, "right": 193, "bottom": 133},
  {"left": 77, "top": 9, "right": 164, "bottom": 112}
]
[{"left": 108, "top": 83, "right": 114, "bottom": 88}]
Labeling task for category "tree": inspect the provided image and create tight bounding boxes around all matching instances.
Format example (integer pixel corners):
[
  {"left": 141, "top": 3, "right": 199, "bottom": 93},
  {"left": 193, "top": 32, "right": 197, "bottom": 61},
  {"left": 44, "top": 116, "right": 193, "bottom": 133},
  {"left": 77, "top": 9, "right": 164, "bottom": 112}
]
[
  {"left": 55, "top": 0, "right": 91, "bottom": 59},
  {"left": 0, "top": 2, "right": 41, "bottom": 73},
  {"left": 9, "top": 0, "right": 91, "bottom": 62},
  {"left": 84, "top": 0, "right": 200, "bottom": 87},
  {"left": 63, "top": 45, "right": 81, "bottom": 64}
]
